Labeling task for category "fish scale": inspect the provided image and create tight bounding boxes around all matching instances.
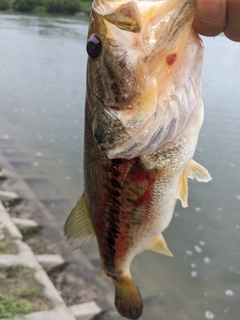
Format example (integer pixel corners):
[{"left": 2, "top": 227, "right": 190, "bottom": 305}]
[{"left": 64, "top": 0, "right": 212, "bottom": 319}]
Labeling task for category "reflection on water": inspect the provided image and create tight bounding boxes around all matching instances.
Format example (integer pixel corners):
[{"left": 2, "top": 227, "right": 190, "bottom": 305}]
[{"left": 0, "top": 12, "right": 240, "bottom": 320}]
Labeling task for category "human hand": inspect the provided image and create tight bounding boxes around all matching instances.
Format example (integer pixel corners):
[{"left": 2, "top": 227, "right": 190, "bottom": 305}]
[{"left": 193, "top": 0, "right": 240, "bottom": 42}]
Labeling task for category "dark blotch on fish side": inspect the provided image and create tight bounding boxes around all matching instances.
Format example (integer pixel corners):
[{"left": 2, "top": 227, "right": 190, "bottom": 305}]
[
  {"left": 110, "top": 178, "right": 122, "bottom": 189},
  {"left": 94, "top": 126, "right": 103, "bottom": 145}
]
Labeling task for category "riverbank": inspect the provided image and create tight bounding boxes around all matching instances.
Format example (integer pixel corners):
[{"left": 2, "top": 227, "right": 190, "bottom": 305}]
[
  {"left": 0, "top": 151, "right": 124, "bottom": 320},
  {"left": 0, "top": 0, "right": 92, "bottom": 15}
]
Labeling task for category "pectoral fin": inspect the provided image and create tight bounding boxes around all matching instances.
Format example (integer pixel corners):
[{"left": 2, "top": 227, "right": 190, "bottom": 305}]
[
  {"left": 177, "top": 159, "right": 212, "bottom": 208},
  {"left": 187, "top": 159, "right": 212, "bottom": 182},
  {"left": 64, "top": 192, "right": 95, "bottom": 250},
  {"left": 103, "top": 1, "right": 142, "bottom": 33},
  {"left": 147, "top": 234, "right": 173, "bottom": 257}
]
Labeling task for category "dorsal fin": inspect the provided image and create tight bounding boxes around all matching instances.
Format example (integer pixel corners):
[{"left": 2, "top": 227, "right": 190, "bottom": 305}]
[
  {"left": 64, "top": 192, "right": 95, "bottom": 250},
  {"left": 103, "top": 1, "right": 142, "bottom": 33},
  {"left": 147, "top": 234, "right": 173, "bottom": 257}
]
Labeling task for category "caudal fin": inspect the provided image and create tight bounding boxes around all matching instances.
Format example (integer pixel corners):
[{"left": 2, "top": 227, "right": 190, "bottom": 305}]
[{"left": 113, "top": 275, "right": 143, "bottom": 320}]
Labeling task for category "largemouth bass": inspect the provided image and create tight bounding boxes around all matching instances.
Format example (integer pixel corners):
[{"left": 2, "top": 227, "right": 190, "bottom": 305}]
[{"left": 65, "top": 0, "right": 212, "bottom": 318}]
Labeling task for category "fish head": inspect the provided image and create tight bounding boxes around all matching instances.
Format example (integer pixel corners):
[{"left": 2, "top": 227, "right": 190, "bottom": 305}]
[{"left": 87, "top": 0, "right": 203, "bottom": 159}]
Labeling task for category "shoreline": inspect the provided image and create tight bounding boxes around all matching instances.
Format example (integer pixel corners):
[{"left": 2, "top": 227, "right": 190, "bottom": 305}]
[
  {"left": 0, "top": 4, "right": 92, "bottom": 16},
  {"left": 0, "top": 150, "right": 123, "bottom": 319}
]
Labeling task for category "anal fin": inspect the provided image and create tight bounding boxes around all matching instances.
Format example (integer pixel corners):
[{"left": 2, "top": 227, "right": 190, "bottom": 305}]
[
  {"left": 64, "top": 192, "right": 95, "bottom": 250},
  {"left": 147, "top": 234, "right": 173, "bottom": 257}
]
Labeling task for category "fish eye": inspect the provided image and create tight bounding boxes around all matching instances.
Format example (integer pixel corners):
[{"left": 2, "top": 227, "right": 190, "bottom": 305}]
[{"left": 86, "top": 35, "right": 101, "bottom": 59}]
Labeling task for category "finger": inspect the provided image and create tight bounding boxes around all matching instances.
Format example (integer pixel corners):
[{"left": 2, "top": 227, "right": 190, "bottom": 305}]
[
  {"left": 193, "top": 0, "right": 227, "bottom": 37},
  {"left": 224, "top": 0, "right": 240, "bottom": 42}
]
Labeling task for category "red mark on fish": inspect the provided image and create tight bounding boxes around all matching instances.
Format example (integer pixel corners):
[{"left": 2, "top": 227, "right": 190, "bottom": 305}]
[{"left": 166, "top": 53, "right": 177, "bottom": 66}]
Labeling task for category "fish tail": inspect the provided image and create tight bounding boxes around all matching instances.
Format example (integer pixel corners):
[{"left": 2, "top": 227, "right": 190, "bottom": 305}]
[{"left": 113, "top": 274, "right": 143, "bottom": 320}]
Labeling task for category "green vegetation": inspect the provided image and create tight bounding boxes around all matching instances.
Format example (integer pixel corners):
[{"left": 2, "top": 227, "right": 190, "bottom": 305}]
[
  {"left": 0, "top": 0, "right": 92, "bottom": 14},
  {"left": 0, "top": 229, "right": 18, "bottom": 254},
  {"left": 0, "top": 266, "right": 53, "bottom": 318},
  {"left": 12, "top": 0, "right": 41, "bottom": 12},
  {"left": 80, "top": 0, "right": 91, "bottom": 14},
  {"left": 44, "top": 0, "right": 80, "bottom": 14},
  {"left": 0, "top": 242, "right": 7, "bottom": 251},
  {"left": 0, "top": 296, "right": 32, "bottom": 319},
  {"left": 0, "top": 0, "right": 10, "bottom": 10}
]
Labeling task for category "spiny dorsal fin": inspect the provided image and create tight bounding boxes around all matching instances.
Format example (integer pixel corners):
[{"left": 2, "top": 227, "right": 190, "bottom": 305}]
[
  {"left": 187, "top": 159, "right": 212, "bottom": 182},
  {"left": 64, "top": 192, "right": 95, "bottom": 250},
  {"left": 147, "top": 234, "right": 173, "bottom": 257},
  {"left": 177, "top": 169, "right": 188, "bottom": 208},
  {"left": 103, "top": 1, "right": 142, "bottom": 33}
]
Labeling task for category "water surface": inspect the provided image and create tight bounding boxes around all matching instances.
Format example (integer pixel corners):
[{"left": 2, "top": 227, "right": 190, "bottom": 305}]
[{"left": 0, "top": 12, "right": 239, "bottom": 320}]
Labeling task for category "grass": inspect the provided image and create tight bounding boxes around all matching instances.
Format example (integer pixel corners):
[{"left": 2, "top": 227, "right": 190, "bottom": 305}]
[
  {"left": 0, "top": 296, "right": 32, "bottom": 318},
  {"left": 21, "top": 225, "right": 42, "bottom": 240},
  {"left": 0, "top": 228, "right": 18, "bottom": 254},
  {"left": 0, "top": 242, "right": 7, "bottom": 251},
  {"left": 0, "top": 266, "right": 53, "bottom": 318}
]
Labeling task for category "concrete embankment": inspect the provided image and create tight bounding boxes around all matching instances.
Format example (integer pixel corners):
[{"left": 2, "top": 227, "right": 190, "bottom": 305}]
[{"left": 0, "top": 150, "right": 123, "bottom": 320}]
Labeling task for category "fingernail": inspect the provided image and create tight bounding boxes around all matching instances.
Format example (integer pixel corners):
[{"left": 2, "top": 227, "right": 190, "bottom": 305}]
[{"left": 197, "top": 0, "right": 223, "bottom": 22}]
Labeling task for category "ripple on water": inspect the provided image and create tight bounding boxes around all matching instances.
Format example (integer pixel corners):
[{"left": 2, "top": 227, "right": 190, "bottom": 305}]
[
  {"left": 191, "top": 271, "right": 198, "bottom": 278},
  {"left": 194, "top": 245, "right": 202, "bottom": 253},
  {"left": 36, "top": 152, "right": 43, "bottom": 157},
  {"left": 204, "top": 257, "right": 211, "bottom": 264},
  {"left": 225, "top": 289, "right": 234, "bottom": 296},
  {"left": 205, "top": 311, "right": 215, "bottom": 319}
]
